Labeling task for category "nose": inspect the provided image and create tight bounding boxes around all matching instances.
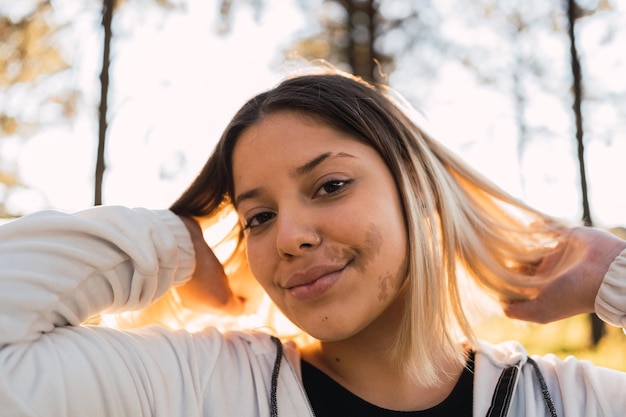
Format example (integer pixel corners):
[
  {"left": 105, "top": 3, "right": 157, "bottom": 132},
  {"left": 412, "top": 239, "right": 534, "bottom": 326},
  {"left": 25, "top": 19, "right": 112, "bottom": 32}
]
[{"left": 275, "top": 210, "right": 321, "bottom": 259}]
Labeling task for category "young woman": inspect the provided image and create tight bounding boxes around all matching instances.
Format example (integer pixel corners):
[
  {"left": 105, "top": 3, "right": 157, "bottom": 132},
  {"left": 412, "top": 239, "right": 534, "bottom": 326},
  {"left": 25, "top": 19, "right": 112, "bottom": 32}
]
[{"left": 1, "top": 70, "right": 625, "bottom": 417}]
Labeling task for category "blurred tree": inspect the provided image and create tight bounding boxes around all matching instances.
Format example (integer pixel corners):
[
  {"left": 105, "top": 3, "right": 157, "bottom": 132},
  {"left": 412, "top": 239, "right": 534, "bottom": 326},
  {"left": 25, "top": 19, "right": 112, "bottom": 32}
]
[
  {"left": 94, "top": 0, "right": 218, "bottom": 206},
  {"left": 566, "top": 0, "right": 607, "bottom": 345},
  {"left": 0, "top": 170, "right": 20, "bottom": 218},
  {"left": 568, "top": 0, "right": 591, "bottom": 229},
  {"left": 95, "top": 0, "right": 184, "bottom": 206},
  {"left": 0, "top": 2, "right": 73, "bottom": 124},
  {"left": 289, "top": 0, "right": 403, "bottom": 82},
  {"left": 217, "top": 0, "right": 264, "bottom": 33},
  {"left": 94, "top": 0, "right": 116, "bottom": 206},
  {"left": 0, "top": 0, "right": 187, "bottom": 210},
  {"left": 0, "top": 0, "right": 76, "bottom": 217}
]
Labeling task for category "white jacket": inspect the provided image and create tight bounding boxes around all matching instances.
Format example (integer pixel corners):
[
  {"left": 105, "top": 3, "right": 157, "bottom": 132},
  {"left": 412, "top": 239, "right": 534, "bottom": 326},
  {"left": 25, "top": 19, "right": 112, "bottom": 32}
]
[{"left": 0, "top": 206, "right": 624, "bottom": 417}]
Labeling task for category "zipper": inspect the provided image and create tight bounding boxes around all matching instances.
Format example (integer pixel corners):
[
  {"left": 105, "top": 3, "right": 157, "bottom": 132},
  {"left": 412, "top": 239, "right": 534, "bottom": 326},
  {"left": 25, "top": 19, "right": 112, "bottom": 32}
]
[{"left": 270, "top": 336, "right": 316, "bottom": 417}]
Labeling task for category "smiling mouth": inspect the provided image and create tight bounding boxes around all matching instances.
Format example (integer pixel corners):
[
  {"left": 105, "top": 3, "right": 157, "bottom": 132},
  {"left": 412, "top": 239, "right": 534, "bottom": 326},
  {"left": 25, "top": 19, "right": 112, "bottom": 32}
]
[
  {"left": 285, "top": 263, "right": 349, "bottom": 301},
  {"left": 287, "top": 272, "right": 342, "bottom": 301}
]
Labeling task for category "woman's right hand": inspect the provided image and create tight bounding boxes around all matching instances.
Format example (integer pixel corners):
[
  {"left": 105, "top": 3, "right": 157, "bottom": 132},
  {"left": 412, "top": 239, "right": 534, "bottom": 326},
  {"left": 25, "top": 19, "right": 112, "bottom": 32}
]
[{"left": 175, "top": 216, "right": 245, "bottom": 315}]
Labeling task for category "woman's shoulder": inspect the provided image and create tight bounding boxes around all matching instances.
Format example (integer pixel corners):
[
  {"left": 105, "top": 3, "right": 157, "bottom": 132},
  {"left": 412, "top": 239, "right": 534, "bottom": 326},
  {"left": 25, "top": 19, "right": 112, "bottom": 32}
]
[
  {"left": 474, "top": 338, "right": 626, "bottom": 417},
  {"left": 474, "top": 339, "right": 528, "bottom": 369}
]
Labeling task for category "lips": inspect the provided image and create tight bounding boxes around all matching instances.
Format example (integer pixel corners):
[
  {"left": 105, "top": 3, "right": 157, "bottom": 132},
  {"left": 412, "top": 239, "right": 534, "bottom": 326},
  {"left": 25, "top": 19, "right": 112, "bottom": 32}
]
[{"left": 283, "top": 264, "right": 347, "bottom": 301}]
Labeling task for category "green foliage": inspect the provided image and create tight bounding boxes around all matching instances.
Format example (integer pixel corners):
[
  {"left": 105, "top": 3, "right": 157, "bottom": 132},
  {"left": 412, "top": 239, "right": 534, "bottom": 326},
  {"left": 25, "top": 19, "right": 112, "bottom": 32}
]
[{"left": 477, "top": 314, "right": 626, "bottom": 371}]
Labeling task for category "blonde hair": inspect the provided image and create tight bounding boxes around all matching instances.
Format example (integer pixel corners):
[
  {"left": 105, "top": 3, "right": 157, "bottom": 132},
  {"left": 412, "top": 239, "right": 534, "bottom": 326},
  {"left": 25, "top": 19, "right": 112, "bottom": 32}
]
[
  {"left": 119, "top": 68, "right": 566, "bottom": 386},
  {"left": 388, "top": 101, "right": 564, "bottom": 384}
]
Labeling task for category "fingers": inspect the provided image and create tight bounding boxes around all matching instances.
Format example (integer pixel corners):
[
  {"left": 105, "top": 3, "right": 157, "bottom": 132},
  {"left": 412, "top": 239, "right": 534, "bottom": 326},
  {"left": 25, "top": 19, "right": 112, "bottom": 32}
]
[
  {"left": 500, "top": 267, "right": 591, "bottom": 324},
  {"left": 502, "top": 298, "right": 562, "bottom": 324},
  {"left": 501, "top": 295, "right": 590, "bottom": 325}
]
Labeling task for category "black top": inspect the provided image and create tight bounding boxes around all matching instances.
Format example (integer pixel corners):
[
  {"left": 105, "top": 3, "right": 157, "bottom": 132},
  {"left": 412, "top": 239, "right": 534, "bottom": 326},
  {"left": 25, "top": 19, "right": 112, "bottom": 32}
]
[{"left": 301, "top": 352, "right": 474, "bottom": 416}]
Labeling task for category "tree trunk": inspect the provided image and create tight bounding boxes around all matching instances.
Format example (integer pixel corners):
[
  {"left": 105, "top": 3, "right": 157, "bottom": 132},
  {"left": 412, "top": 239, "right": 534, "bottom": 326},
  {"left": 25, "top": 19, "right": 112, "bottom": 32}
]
[
  {"left": 566, "top": 0, "right": 604, "bottom": 345},
  {"left": 340, "top": 0, "right": 378, "bottom": 82},
  {"left": 95, "top": 0, "right": 115, "bottom": 206}
]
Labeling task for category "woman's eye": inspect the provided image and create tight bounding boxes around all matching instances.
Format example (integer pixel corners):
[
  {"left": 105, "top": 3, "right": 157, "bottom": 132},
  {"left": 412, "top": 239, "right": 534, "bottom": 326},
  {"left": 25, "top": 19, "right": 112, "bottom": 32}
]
[
  {"left": 316, "top": 179, "right": 350, "bottom": 196},
  {"left": 244, "top": 212, "right": 275, "bottom": 230}
]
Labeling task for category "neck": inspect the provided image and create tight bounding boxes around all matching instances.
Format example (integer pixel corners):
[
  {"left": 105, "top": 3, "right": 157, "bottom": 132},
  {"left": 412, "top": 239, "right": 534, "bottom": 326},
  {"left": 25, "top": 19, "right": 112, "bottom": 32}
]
[{"left": 300, "top": 295, "right": 464, "bottom": 411}]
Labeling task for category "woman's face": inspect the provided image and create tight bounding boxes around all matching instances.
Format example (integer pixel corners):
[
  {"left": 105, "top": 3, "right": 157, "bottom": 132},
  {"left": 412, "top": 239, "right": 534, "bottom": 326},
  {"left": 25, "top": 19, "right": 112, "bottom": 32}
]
[{"left": 232, "top": 111, "right": 408, "bottom": 341}]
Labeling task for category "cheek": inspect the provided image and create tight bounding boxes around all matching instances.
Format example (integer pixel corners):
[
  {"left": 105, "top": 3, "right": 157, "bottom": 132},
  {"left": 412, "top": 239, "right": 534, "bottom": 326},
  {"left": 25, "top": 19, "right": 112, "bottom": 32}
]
[
  {"left": 364, "top": 224, "right": 394, "bottom": 301},
  {"left": 245, "top": 239, "right": 273, "bottom": 287},
  {"left": 350, "top": 224, "right": 383, "bottom": 274},
  {"left": 364, "top": 220, "right": 408, "bottom": 301}
]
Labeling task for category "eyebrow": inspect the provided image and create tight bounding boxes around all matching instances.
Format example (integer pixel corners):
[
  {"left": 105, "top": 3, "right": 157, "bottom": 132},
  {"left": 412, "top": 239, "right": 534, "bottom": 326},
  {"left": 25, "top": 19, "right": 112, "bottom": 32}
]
[
  {"left": 234, "top": 152, "right": 355, "bottom": 207},
  {"left": 294, "top": 152, "right": 355, "bottom": 177}
]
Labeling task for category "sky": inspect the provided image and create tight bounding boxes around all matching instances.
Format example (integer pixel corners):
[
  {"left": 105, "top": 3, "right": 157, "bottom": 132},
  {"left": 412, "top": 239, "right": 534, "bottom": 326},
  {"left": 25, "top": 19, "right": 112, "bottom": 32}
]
[
  {"left": 12, "top": 0, "right": 309, "bottom": 211},
  {"left": 4, "top": 0, "right": 626, "bottom": 229}
]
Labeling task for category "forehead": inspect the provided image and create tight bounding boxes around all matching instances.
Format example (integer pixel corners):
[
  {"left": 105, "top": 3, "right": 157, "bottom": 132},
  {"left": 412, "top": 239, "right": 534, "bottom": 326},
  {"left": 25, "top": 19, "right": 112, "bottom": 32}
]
[
  {"left": 231, "top": 112, "right": 379, "bottom": 188},
  {"left": 233, "top": 112, "right": 364, "bottom": 161},
  {"left": 237, "top": 111, "right": 336, "bottom": 144}
]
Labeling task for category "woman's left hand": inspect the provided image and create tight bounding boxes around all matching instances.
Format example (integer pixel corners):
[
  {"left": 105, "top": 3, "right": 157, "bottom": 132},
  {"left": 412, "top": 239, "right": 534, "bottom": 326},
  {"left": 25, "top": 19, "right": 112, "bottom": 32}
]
[{"left": 502, "top": 226, "right": 626, "bottom": 324}]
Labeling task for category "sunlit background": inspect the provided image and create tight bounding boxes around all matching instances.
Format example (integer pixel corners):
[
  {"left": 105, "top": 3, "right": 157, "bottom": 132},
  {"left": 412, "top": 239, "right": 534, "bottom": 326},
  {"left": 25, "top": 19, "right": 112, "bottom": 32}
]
[
  {"left": 1, "top": 0, "right": 626, "bottom": 367},
  {"left": 1, "top": 0, "right": 624, "bottom": 229}
]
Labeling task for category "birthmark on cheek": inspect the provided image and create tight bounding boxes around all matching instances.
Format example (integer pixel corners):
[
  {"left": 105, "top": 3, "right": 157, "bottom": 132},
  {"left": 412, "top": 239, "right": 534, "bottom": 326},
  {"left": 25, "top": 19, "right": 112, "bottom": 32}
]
[
  {"left": 324, "top": 245, "right": 341, "bottom": 262},
  {"left": 324, "top": 245, "right": 353, "bottom": 264},
  {"left": 378, "top": 274, "right": 390, "bottom": 302},
  {"left": 365, "top": 224, "right": 383, "bottom": 257},
  {"left": 353, "top": 224, "right": 385, "bottom": 274}
]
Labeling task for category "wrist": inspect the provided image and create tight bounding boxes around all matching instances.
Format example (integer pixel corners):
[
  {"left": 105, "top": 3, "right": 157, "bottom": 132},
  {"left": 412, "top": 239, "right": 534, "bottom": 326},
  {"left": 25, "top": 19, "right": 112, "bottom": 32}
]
[{"left": 594, "top": 247, "right": 626, "bottom": 327}]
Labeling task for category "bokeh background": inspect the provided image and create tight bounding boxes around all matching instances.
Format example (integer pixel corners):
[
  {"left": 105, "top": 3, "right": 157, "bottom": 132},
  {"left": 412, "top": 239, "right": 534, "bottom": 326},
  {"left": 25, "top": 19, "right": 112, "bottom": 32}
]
[{"left": 1, "top": 0, "right": 625, "bottom": 368}]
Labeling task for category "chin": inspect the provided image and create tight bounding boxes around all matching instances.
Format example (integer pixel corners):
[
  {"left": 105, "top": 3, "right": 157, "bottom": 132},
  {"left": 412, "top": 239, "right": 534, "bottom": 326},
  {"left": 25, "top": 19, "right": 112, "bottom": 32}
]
[{"left": 297, "top": 322, "right": 362, "bottom": 343}]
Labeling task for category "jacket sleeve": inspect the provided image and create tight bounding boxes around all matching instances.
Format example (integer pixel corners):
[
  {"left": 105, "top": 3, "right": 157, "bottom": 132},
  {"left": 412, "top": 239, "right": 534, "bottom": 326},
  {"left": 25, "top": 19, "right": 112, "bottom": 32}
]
[
  {"left": 595, "top": 248, "right": 626, "bottom": 329},
  {"left": 512, "top": 352, "right": 626, "bottom": 417},
  {"left": 521, "top": 248, "right": 626, "bottom": 416},
  {"left": 0, "top": 206, "right": 208, "bottom": 417},
  {"left": 0, "top": 206, "right": 195, "bottom": 345}
]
